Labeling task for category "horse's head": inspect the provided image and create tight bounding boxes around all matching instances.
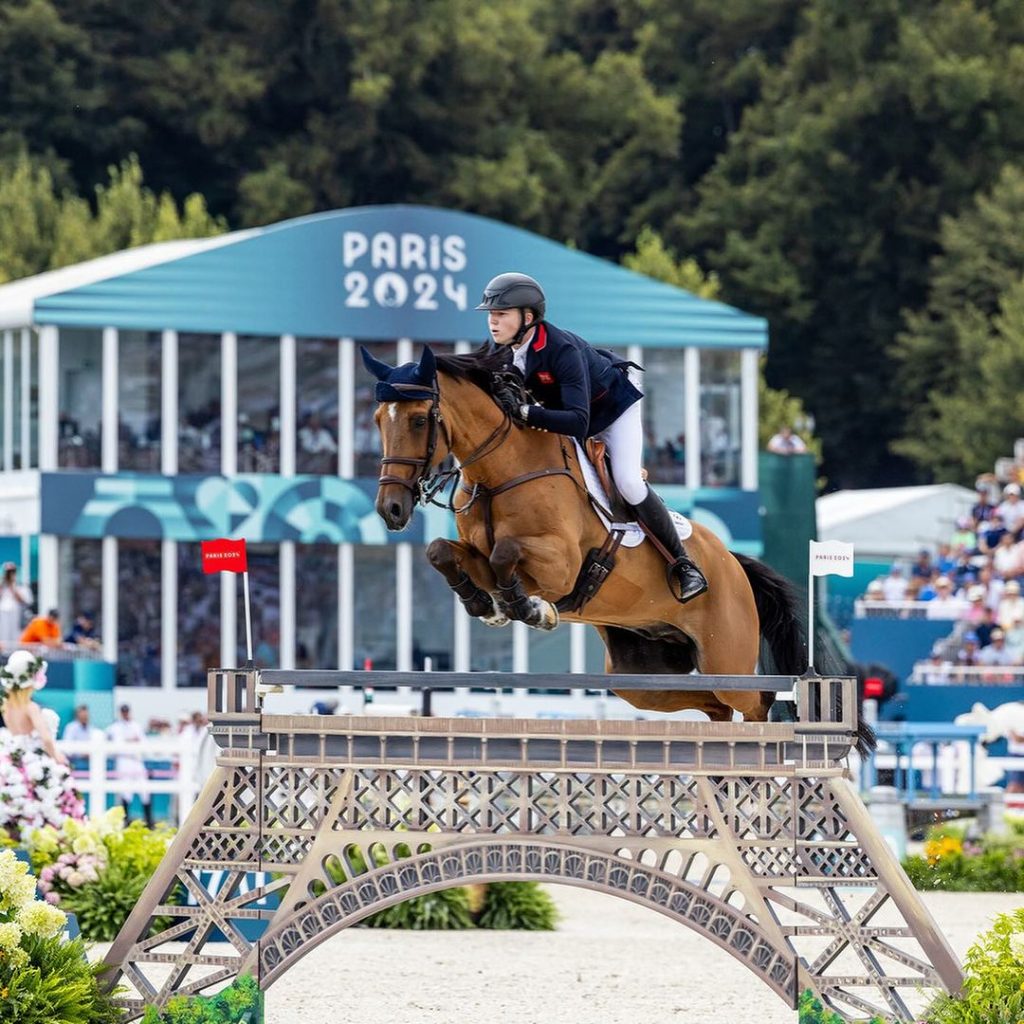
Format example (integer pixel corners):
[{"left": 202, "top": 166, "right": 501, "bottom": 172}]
[{"left": 360, "top": 345, "right": 447, "bottom": 531}]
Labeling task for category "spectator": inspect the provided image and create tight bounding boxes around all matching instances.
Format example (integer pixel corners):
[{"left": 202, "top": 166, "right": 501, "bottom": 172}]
[
  {"left": 977, "top": 628, "right": 1020, "bottom": 667},
  {"left": 0, "top": 563, "right": 32, "bottom": 645},
  {"left": 998, "top": 484, "right": 1024, "bottom": 534},
  {"left": 62, "top": 704, "right": 99, "bottom": 742},
  {"left": 976, "top": 605, "right": 998, "bottom": 648},
  {"left": 298, "top": 412, "right": 338, "bottom": 457},
  {"left": 955, "top": 631, "right": 981, "bottom": 666},
  {"left": 1006, "top": 612, "right": 1024, "bottom": 653},
  {"left": 993, "top": 533, "right": 1024, "bottom": 579},
  {"left": 179, "top": 710, "right": 208, "bottom": 745},
  {"left": 978, "top": 514, "right": 1008, "bottom": 556},
  {"left": 998, "top": 580, "right": 1024, "bottom": 631},
  {"left": 965, "top": 585, "right": 988, "bottom": 624},
  {"left": 921, "top": 643, "right": 951, "bottom": 684},
  {"left": 864, "top": 580, "right": 885, "bottom": 602},
  {"left": 65, "top": 611, "right": 101, "bottom": 651},
  {"left": 935, "top": 543, "right": 957, "bottom": 576},
  {"left": 766, "top": 425, "right": 807, "bottom": 455},
  {"left": 20, "top": 608, "right": 62, "bottom": 647},
  {"left": 106, "top": 704, "right": 153, "bottom": 827},
  {"left": 972, "top": 484, "right": 996, "bottom": 524},
  {"left": 926, "top": 577, "right": 967, "bottom": 619},
  {"left": 881, "top": 564, "right": 908, "bottom": 602},
  {"left": 910, "top": 549, "right": 934, "bottom": 582},
  {"left": 950, "top": 516, "right": 977, "bottom": 555}
]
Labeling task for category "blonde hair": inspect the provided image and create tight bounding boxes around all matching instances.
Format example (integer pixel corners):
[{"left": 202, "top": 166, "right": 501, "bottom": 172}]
[{"left": 1, "top": 687, "right": 32, "bottom": 710}]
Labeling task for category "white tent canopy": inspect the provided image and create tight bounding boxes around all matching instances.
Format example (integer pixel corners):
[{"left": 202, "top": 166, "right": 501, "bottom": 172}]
[{"left": 816, "top": 484, "right": 976, "bottom": 560}]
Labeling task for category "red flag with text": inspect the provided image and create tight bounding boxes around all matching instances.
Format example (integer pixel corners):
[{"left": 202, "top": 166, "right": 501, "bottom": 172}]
[{"left": 201, "top": 538, "right": 248, "bottom": 574}]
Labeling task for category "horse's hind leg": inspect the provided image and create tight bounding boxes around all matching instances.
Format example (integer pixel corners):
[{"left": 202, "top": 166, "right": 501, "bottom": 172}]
[
  {"left": 490, "top": 537, "right": 559, "bottom": 631},
  {"left": 426, "top": 538, "right": 509, "bottom": 626}
]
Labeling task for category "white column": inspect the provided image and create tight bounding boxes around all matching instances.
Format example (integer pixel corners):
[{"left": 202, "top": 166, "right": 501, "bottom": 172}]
[
  {"left": 38, "top": 535, "right": 59, "bottom": 617},
  {"left": 339, "top": 339, "right": 354, "bottom": 478},
  {"left": 397, "top": 338, "right": 413, "bottom": 365},
  {"left": 455, "top": 340, "right": 472, "bottom": 356},
  {"left": 280, "top": 541, "right": 295, "bottom": 670},
  {"left": 684, "top": 347, "right": 701, "bottom": 490},
  {"left": 102, "top": 536, "right": 117, "bottom": 664},
  {"left": 280, "top": 334, "right": 296, "bottom": 477},
  {"left": 20, "top": 329, "right": 30, "bottom": 469},
  {"left": 102, "top": 327, "right": 118, "bottom": 473},
  {"left": 570, "top": 623, "right": 587, "bottom": 673},
  {"left": 220, "top": 571, "right": 236, "bottom": 669},
  {"left": 338, "top": 543, "right": 354, "bottom": 670},
  {"left": 221, "top": 332, "right": 237, "bottom": 475},
  {"left": 513, "top": 621, "right": 529, "bottom": 674},
  {"left": 396, "top": 543, "right": 413, "bottom": 671},
  {"left": 627, "top": 344, "right": 643, "bottom": 385},
  {"left": 453, "top": 597, "right": 470, "bottom": 672},
  {"left": 38, "top": 326, "right": 58, "bottom": 470},
  {"left": 161, "top": 330, "right": 178, "bottom": 475},
  {"left": 3, "top": 330, "right": 13, "bottom": 471},
  {"left": 741, "top": 347, "right": 760, "bottom": 491},
  {"left": 161, "top": 540, "right": 177, "bottom": 692}
]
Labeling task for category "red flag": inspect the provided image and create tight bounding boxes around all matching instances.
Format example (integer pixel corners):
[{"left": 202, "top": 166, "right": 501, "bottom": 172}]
[{"left": 201, "top": 538, "right": 248, "bottom": 574}]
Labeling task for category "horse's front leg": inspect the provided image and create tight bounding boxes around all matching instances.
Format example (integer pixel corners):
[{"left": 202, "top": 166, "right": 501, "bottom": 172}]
[
  {"left": 490, "top": 537, "right": 559, "bottom": 631},
  {"left": 426, "top": 538, "right": 509, "bottom": 627}
]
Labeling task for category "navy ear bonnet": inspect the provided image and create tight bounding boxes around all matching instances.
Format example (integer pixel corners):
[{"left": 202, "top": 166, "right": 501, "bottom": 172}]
[{"left": 360, "top": 346, "right": 437, "bottom": 401}]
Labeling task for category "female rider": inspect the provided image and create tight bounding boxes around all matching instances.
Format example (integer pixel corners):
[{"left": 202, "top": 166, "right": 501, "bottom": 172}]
[{"left": 477, "top": 271, "right": 707, "bottom": 604}]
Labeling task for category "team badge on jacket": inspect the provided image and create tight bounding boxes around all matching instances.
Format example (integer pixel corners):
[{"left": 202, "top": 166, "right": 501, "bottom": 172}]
[{"left": 536, "top": 371, "right": 555, "bottom": 384}]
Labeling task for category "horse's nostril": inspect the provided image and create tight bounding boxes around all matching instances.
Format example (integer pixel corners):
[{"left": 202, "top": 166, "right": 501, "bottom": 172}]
[{"left": 389, "top": 502, "right": 404, "bottom": 521}]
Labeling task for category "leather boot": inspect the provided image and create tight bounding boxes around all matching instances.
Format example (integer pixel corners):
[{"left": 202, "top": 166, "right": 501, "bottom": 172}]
[{"left": 631, "top": 489, "right": 708, "bottom": 603}]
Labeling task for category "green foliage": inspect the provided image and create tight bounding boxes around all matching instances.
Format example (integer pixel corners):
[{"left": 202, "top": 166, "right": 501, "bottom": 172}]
[
  {"left": 797, "top": 989, "right": 884, "bottom": 1024},
  {"left": 901, "top": 822, "right": 1024, "bottom": 892},
  {"left": 0, "top": 934, "right": 122, "bottom": 1024},
  {"left": 141, "top": 974, "right": 263, "bottom": 1024},
  {"left": 925, "top": 908, "right": 1024, "bottom": 1024},
  {"left": 894, "top": 165, "right": 1024, "bottom": 481},
  {"left": 364, "top": 884, "right": 474, "bottom": 930},
  {"left": 0, "top": 150, "right": 225, "bottom": 283},
  {"left": 474, "top": 881, "right": 557, "bottom": 930}
]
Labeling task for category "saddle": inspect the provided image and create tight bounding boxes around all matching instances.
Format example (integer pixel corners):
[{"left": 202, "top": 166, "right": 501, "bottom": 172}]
[{"left": 583, "top": 439, "right": 647, "bottom": 522}]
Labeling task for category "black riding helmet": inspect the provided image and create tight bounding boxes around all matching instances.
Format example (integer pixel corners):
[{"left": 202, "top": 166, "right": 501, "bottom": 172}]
[{"left": 476, "top": 272, "right": 546, "bottom": 343}]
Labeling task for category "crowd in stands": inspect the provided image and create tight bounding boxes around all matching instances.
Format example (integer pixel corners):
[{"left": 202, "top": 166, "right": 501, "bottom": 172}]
[{"left": 861, "top": 480, "right": 1024, "bottom": 680}]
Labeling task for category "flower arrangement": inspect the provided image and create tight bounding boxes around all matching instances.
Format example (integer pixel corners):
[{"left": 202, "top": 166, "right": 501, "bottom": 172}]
[
  {"left": 25, "top": 808, "right": 179, "bottom": 940},
  {"left": 903, "top": 821, "right": 1024, "bottom": 892},
  {"left": 0, "top": 847, "right": 122, "bottom": 1023},
  {"left": 0, "top": 650, "right": 48, "bottom": 695},
  {"left": 0, "top": 735, "right": 85, "bottom": 842}
]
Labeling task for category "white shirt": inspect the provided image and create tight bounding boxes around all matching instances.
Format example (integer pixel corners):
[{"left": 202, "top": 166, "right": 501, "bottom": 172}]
[
  {"left": 63, "top": 720, "right": 99, "bottom": 743},
  {"left": 767, "top": 432, "right": 807, "bottom": 454},
  {"left": 511, "top": 340, "right": 529, "bottom": 375},
  {"left": 298, "top": 426, "right": 337, "bottom": 454},
  {"left": 926, "top": 596, "right": 968, "bottom": 620},
  {"left": 997, "top": 498, "right": 1024, "bottom": 533},
  {"left": 881, "top": 575, "right": 907, "bottom": 602}
]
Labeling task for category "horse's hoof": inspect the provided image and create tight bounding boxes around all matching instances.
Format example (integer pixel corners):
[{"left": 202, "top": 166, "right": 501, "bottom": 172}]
[{"left": 527, "top": 597, "right": 559, "bottom": 632}]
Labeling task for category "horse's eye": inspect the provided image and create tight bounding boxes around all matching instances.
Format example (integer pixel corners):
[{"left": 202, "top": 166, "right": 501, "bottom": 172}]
[{"left": 411, "top": 415, "right": 428, "bottom": 428}]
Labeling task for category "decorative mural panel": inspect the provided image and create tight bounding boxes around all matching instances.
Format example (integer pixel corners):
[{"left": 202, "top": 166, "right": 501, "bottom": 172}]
[{"left": 40, "top": 472, "right": 762, "bottom": 552}]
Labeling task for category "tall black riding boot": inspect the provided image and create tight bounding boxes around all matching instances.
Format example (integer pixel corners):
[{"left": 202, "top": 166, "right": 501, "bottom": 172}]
[{"left": 631, "top": 489, "right": 708, "bottom": 604}]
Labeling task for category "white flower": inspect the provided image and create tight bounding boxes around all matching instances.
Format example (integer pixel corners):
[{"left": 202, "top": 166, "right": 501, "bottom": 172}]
[
  {"left": 18, "top": 901, "right": 65, "bottom": 939},
  {"left": 1009, "top": 931, "right": 1024, "bottom": 962},
  {"left": 0, "top": 921, "right": 23, "bottom": 951}
]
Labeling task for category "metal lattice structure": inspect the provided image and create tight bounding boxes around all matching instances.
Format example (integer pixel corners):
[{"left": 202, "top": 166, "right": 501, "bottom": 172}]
[{"left": 103, "top": 670, "right": 962, "bottom": 1022}]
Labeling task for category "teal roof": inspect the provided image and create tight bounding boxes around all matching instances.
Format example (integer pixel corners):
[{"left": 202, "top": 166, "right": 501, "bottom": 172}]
[{"left": 2, "top": 206, "right": 766, "bottom": 349}]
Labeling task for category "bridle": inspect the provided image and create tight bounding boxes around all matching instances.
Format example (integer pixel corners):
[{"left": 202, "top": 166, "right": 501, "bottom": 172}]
[{"left": 377, "top": 376, "right": 514, "bottom": 507}]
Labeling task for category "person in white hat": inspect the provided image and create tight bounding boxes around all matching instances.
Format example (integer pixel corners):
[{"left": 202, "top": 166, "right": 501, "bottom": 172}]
[
  {"left": 998, "top": 484, "right": 1024, "bottom": 534},
  {"left": 926, "top": 576, "right": 968, "bottom": 620},
  {"left": 998, "top": 580, "right": 1024, "bottom": 632}
]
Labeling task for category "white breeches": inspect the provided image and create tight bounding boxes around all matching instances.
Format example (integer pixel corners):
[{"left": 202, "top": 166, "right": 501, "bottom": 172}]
[{"left": 594, "top": 401, "right": 648, "bottom": 506}]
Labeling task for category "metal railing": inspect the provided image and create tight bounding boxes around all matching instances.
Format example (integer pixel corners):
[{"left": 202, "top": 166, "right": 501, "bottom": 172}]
[
  {"left": 909, "top": 661, "right": 1024, "bottom": 685},
  {"left": 854, "top": 599, "right": 966, "bottom": 621}
]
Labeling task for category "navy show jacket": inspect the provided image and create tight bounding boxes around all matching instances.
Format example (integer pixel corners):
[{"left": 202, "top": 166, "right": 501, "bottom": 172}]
[{"left": 499, "top": 322, "right": 642, "bottom": 441}]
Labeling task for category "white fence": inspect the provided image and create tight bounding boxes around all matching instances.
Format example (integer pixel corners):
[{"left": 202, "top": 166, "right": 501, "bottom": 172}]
[
  {"left": 56, "top": 734, "right": 219, "bottom": 826},
  {"left": 854, "top": 599, "right": 966, "bottom": 621},
  {"left": 909, "top": 662, "right": 1024, "bottom": 685}
]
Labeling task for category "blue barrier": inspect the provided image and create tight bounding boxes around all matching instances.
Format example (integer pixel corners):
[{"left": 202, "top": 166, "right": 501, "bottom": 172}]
[{"left": 849, "top": 617, "right": 954, "bottom": 683}]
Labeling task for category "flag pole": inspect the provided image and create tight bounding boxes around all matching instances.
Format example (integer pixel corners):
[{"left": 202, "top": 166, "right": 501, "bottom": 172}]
[
  {"left": 807, "top": 559, "right": 815, "bottom": 673},
  {"left": 242, "top": 570, "right": 254, "bottom": 668}
]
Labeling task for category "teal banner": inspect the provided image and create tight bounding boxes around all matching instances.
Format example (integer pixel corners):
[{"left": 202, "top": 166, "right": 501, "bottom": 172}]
[{"left": 40, "top": 472, "right": 762, "bottom": 553}]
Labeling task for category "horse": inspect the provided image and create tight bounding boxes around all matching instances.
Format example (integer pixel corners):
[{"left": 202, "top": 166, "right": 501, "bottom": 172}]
[{"left": 361, "top": 343, "right": 812, "bottom": 726}]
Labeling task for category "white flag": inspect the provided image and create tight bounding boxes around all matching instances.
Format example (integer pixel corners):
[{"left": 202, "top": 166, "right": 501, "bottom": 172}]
[{"left": 809, "top": 540, "right": 854, "bottom": 578}]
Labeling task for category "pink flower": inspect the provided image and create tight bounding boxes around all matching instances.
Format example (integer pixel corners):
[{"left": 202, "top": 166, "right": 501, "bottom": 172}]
[
  {"left": 40, "top": 866, "right": 54, "bottom": 882},
  {"left": 44, "top": 891, "right": 61, "bottom": 905}
]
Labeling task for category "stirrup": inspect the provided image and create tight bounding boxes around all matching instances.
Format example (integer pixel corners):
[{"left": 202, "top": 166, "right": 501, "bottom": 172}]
[{"left": 667, "top": 558, "right": 708, "bottom": 604}]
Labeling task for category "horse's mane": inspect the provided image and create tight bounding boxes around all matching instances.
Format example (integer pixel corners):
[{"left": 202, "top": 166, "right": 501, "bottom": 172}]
[{"left": 434, "top": 345, "right": 509, "bottom": 397}]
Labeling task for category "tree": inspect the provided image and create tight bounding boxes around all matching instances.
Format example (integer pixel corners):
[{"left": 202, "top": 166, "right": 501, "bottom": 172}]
[
  {"left": 623, "top": 226, "right": 821, "bottom": 459},
  {"left": 894, "top": 166, "right": 1024, "bottom": 480},
  {"left": 0, "top": 151, "right": 224, "bottom": 283},
  {"left": 675, "top": 0, "right": 1024, "bottom": 486}
]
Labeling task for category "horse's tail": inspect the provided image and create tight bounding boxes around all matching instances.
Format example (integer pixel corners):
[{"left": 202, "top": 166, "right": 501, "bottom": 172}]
[{"left": 734, "top": 553, "right": 876, "bottom": 757}]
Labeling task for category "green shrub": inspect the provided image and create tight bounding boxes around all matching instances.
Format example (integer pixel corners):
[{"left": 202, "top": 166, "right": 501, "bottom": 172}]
[
  {"left": 925, "top": 908, "right": 1024, "bottom": 1024},
  {"left": 797, "top": 990, "right": 884, "bottom": 1024},
  {"left": 0, "top": 935, "right": 123, "bottom": 1024},
  {"left": 475, "top": 881, "right": 558, "bottom": 930},
  {"left": 141, "top": 973, "right": 262, "bottom": 1023},
  {"left": 364, "top": 885, "right": 474, "bottom": 930},
  {"left": 902, "top": 824, "right": 1024, "bottom": 892}
]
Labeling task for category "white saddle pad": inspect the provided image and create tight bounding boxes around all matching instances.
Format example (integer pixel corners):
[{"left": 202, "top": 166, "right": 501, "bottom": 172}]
[{"left": 572, "top": 440, "right": 692, "bottom": 549}]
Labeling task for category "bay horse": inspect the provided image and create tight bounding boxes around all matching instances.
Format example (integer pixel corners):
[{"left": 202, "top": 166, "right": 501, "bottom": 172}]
[{"left": 361, "top": 344, "right": 807, "bottom": 724}]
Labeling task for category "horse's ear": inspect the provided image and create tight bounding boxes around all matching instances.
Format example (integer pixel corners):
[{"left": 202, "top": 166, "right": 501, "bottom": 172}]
[
  {"left": 360, "top": 345, "right": 393, "bottom": 381},
  {"left": 417, "top": 345, "right": 436, "bottom": 381}
]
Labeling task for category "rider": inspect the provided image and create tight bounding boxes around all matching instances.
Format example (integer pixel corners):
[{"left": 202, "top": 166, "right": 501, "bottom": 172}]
[{"left": 476, "top": 271, "right": 708, "bottom": 604}]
